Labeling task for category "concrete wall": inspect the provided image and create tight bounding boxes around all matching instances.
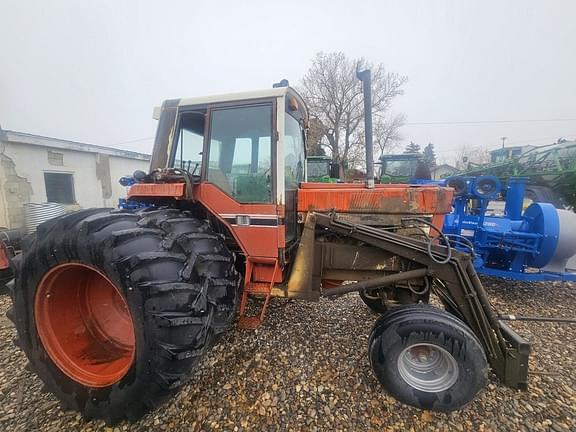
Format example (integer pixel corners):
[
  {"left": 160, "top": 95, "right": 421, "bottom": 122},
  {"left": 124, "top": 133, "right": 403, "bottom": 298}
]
[
  {"left": 0, "top": 141, "right": 33, "bottom": 229},
  {"left": 0, "top": 139, "right": 149, "bottom": 229}
]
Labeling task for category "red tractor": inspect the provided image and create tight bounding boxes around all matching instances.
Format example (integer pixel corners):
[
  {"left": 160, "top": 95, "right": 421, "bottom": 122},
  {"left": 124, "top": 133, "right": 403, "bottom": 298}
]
[{"left": 8, "top": 74, "right": 529, "bottom": 424}]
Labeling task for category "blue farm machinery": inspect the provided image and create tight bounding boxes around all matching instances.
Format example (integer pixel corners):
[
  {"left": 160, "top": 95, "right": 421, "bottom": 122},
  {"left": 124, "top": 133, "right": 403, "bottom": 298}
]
[{"left": 442, "top": 176, "right": 576, "bottom": 281}]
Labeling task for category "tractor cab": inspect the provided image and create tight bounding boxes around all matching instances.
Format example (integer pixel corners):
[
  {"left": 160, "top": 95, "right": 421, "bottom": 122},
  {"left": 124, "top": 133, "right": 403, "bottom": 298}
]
[
  {"left": 379, "top": 153, "right": 430, "bottom": 183},
  {"left": 143, "top": 84, "right": 308, "bottom": 255},
  {"left": 168, "top": 86, "right": 307, "bottom": 206},
  {"left": 307, "top": 155, "right": 338, "bottom": 182}
]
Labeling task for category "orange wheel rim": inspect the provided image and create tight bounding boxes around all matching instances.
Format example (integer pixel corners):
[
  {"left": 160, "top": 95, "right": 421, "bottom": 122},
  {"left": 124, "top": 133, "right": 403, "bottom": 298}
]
[{"left": 34, "top": 263, "right": 136, "bottom": 387}]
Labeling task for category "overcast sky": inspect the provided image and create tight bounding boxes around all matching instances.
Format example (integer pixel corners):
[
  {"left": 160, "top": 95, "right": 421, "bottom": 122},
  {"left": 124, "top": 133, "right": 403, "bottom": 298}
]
[{"left": 1, "top": 0, "right": 575, "bottom": 164}]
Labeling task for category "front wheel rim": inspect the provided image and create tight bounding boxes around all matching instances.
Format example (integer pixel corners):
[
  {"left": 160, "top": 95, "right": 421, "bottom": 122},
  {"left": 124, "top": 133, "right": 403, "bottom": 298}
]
[
  {"left": 397, "top": 343, "right": 459, "bottom": 392},
  {"left": 34, "top": 263, "right": 136, "bottom": 387}
]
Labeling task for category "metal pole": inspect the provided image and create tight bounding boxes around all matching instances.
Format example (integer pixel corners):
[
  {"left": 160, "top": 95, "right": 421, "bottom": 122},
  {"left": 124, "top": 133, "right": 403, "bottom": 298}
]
[
  {"left": 321, "top": 268, "right": 428, "bottom": 296},
  {"left": 499, "top": 314, "right": 576, "bottom": 324},
  {"left": 356, "top": 69, "right": 375, "bottom": 189}
]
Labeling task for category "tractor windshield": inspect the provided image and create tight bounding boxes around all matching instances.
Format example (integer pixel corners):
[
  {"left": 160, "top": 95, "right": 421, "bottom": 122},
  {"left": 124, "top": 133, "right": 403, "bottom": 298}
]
[
  {"left": 379, "top": 155, "right": 431, "bottom": 183},
  {"left": 382, "top": 159, "right": 417, "bottom": 177},
  {"left": 308, "top": 159, "right": 330, "bottom": 178}
]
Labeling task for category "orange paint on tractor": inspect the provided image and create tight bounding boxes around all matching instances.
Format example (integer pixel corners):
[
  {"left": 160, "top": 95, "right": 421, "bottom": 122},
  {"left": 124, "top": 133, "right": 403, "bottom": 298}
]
[
  {"left": 195, "top": 183, "right": 283, "bottom": 258},
  {"left": 127, "top": 182, "right": 453, "bottom": 259},
  {"left": 0, "top": 242, "right": 10, "bottom": 270},
  {"left": 252, "top": 263, "right": 283, "bottom": 283},
  {"left": 34, "top": 263, "right": 136, "bottom": 388},
  {"left": 298, "top": 183, "right": 454, "bottom": 229},
  {"left": 128, "top": 183, "right": 186, "bottom": 200}
]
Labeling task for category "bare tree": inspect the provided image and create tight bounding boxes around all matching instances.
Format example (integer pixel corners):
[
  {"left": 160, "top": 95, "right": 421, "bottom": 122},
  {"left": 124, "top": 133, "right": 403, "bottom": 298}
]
[
  {"left": 374, "top": 113, "right": 405, "bottom": 158},
  {"left": 346, "top": 141, "right": 366, "bottom": 171},
  {"left": 306, "top": 117, "right": 325, "bottom": 156},
  {"left": 300, "top": 52, "right": 407, "bottom": 177},
  {"left": 455, "top": 143, "right": 491, "bottom": 169}
]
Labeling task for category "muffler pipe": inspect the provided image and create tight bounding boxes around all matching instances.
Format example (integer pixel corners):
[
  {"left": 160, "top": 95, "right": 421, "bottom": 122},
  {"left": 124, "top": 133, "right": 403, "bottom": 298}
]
[{"left": 356, "top": 69, "right": 375, "bottom": 189}]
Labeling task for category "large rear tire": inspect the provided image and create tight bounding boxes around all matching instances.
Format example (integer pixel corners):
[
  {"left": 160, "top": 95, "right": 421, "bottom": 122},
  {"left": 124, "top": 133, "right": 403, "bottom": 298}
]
[
  {"left": 9, "top": 208, "right": 239, "bottom": 424},
  {"left": 369, "top": 304, "right": 488, "bottom": 412}
]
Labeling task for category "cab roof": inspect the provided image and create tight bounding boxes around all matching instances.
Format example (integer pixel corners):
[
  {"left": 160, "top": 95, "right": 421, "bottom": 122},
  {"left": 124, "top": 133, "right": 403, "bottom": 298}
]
[
  {"left": 174, "top": 86, "right": 308, "bottom": 124},
  {"left": 178, "top": 86, "right": 298, "bottom": 107}
]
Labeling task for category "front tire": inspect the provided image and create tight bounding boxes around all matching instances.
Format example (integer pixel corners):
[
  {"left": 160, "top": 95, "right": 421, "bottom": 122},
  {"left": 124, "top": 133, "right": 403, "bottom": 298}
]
[
  {"left": 10, "top": 208, "right": 239, "bottom": 424},
  {"left": 369, "top": 304, "right": 488, "bottom": 412}
]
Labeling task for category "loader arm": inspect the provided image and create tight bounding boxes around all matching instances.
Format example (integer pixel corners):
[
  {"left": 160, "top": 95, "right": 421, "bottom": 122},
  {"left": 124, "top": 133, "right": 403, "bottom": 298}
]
[{"left": 312, "top": 212, "right": 530, "bottom": 390}]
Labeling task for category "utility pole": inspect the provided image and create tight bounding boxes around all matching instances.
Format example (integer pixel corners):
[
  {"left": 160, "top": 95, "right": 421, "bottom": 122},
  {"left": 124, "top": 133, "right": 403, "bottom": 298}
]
[{"left": 501, "top": 136, "right": 507, "bottom": 148}]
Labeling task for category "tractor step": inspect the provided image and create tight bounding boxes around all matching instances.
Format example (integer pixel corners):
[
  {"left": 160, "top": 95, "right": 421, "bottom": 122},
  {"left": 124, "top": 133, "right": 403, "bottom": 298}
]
[
  {"left": 238, "top": 259, "right": 279, "bottom": 329},
  {"left": 237, "top": 316, "right": 263, "bottom": 329},
  {"left": 244, "top": 282, "right": 272, "bottom": 295}
]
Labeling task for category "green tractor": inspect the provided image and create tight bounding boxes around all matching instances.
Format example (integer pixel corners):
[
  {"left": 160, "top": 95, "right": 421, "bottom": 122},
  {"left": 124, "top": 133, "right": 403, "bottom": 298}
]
[
  {"left": 306, "top": 155, "right": 339, "bottom": 182},
  {"left": 378, "top": 153, "right": 431, "bottom": 184}
]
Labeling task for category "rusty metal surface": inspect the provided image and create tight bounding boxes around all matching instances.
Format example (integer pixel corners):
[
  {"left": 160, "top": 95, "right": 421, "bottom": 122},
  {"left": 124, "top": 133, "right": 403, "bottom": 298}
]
[
  {"left": 281, "top": 213, "right": 322, "bottom": 300},
  {"left": 298, "top": 184, "right": 454, "bottom": 215},
  {"left": 320, "top": 269, "right": 390, "bottom": 281},
  {"left": 127, "top": 182, "right": 186, "bottom": 199},
  {"left": 325, "top": 213, "right": 422, "bottom": 226},
  {"left": 322, "top": 268, "right": 429, "bottom": 296},
  {"left": 319, "top": 242, "right": 397, "bottom": 272}
]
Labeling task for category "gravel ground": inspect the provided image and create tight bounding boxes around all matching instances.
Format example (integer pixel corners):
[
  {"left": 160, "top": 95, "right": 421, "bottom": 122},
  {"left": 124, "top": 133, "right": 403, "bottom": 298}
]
[{"left": 0, "top": 278, "right": 575, "bottom": 432}]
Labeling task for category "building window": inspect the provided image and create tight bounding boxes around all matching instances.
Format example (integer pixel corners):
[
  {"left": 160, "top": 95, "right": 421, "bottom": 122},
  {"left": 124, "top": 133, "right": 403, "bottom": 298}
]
[
  {"left": 44, "top": 173, "right": 75, "bottom": 204},
  {"left": 47, "top": 151, "right": 64, "bottom": 166}
]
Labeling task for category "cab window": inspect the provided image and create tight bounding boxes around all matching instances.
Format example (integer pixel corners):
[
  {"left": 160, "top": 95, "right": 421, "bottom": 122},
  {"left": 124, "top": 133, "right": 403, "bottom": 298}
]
[
  {"left": 172, "top": 111, "right": 205, "bottom": 174},
  {"left": 284, "top": 113, "right": 305, "bottom": 188},
  {"left": 208, "top": 104, "right": 273, "bottom": 203}
]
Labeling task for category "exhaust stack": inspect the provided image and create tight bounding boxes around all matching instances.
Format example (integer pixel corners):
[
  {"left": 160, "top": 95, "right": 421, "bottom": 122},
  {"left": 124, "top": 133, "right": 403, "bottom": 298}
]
[{"left": 356, "top": 69, "right": 375, "bottom": 189}]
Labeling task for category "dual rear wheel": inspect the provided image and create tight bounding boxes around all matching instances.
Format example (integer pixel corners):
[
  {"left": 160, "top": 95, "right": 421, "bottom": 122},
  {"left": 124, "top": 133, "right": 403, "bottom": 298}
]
[{"left": 9, "top": 208, "right": 240, "bottom": 424}]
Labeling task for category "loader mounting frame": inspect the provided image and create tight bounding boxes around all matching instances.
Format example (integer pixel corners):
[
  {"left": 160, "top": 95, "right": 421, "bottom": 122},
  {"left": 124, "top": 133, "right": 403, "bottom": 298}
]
[{"left": 289, "top": 212, "right": 530, "bottom": 390}]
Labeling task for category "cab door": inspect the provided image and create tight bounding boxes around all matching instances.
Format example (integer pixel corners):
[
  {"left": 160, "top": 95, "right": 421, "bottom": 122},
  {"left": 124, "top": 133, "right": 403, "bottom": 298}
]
[{"left": 192, "top": 100, "right": 284, "bottom": 259}]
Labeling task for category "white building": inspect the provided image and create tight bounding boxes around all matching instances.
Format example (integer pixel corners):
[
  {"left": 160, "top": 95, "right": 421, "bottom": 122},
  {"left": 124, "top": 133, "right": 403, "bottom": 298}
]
[{"left": 0, "top": 128, "right": 150, "bottom": 229}]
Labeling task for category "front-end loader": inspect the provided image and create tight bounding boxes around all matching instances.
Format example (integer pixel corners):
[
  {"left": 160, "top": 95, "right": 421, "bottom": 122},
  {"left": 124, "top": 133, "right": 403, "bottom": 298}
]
[{"left": 7, "top": 73, "right": 530, "bottom": 424}]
